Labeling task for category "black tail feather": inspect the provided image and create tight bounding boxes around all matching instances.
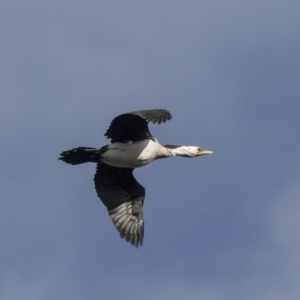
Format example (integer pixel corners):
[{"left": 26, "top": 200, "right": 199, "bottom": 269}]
[{"left": 59, "top": 147, "right": 101, "bottom": 165}]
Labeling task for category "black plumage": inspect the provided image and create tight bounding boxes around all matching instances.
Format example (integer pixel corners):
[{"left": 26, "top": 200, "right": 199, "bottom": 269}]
[
  {"left": 105, "top": 109, "right": 172, "bottom": 142},
  {"left": 94, "top": 163, "right": 145, "bottom": 247}
]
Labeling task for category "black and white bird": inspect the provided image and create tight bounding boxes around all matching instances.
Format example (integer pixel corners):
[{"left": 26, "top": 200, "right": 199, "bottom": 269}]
[{"left": 59, "top": 109, "right": 212, "bottom": 247}]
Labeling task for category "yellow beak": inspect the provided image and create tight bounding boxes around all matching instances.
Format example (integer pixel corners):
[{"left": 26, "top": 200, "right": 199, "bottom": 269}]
[{"left": 197, "top": 149, "right": 213, "bottom": 156}]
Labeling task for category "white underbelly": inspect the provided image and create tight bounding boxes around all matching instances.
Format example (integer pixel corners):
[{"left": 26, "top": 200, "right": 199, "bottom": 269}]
[{"left": 100, "top": 140, "right": 159, "bottom": 168}]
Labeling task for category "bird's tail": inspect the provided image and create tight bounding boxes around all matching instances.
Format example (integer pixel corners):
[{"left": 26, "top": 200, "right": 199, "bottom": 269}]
[{"left": 59, "top": 147, "right": 101, "bottom": 165}]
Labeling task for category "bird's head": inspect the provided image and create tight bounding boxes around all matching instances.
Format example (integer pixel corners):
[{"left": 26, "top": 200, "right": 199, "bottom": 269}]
[{"left": 179, "top": 146, "right": 213, "bottom": 157}]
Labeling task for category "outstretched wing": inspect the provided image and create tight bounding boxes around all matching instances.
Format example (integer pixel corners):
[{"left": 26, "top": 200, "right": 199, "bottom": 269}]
[
  {"left": 104, "top": 109, "right": 172, "bottom": 142},
  {"left": 94, "top": 162, "right": 145, "bottom": 247}
]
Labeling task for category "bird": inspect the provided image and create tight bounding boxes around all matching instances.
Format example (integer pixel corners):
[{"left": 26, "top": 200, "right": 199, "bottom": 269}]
[{"left": 59, "top": 109, "right": 212, "bottom": 248}]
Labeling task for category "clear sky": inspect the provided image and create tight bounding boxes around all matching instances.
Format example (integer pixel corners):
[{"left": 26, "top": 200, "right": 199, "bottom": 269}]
[{"left": 1, "top": 1, "right": 300, "bottom": 299}]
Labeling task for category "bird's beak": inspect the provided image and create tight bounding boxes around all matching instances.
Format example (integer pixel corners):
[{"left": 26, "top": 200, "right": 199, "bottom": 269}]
[{"left": 197, "top": 149, "right": 213, "bottom": 156}]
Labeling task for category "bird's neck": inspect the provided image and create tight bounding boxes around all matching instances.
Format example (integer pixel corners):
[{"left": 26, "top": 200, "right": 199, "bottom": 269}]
[
  {"left": 162, "top": 145, "right": 195, "bottom": 157},
  {"left": 153, "top": 144, "right": 174, "bottom": 159},
  {"left": 157, "top": 145, "right": 189, "bottom": 158}
]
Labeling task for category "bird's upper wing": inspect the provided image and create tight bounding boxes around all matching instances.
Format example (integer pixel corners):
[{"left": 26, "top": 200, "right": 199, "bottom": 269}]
[
  {"left": 94, "top": 162, "right": 145, "bottom": 247},
  {"left": 104, "top": 109, "right": 172, "bottom": 142},
  {"left": 129, "top": 109, "right": 172, "bottom": 124}
]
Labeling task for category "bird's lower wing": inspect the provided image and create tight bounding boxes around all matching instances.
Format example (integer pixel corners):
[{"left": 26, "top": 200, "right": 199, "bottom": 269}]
[
  {"left": 94, "top": 163, "right": 145, "bottom": 247},
  {"left": 108, "top": 201, "right": 144, "bottom": 247}
]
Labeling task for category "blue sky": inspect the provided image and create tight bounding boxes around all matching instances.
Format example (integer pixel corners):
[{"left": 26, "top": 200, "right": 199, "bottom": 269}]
[{"left": 1, "top": 1, "right": 300, "bottom": 299}]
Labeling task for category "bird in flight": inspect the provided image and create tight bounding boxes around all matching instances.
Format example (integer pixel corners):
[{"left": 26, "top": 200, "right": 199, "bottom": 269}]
[{"left": 59, "top": 109, "right": 212, "bottom": 247}]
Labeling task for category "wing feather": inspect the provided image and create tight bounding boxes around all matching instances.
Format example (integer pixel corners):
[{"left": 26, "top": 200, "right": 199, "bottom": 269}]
[
  {"left": 104, "top": 109, "right": 172, "bottom": 142},
  {"left": 94, "top": 162, "right": 145, "bottom": 247}
]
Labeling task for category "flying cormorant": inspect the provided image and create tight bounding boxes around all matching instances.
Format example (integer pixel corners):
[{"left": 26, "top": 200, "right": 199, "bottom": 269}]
[{"left": 59, "top": 109, "right": 212, "bottom": 247}]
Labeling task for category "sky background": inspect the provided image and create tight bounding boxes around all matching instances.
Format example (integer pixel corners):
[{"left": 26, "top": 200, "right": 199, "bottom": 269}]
[{"left": 1, "top": 1, "right": 300, "bottom": 299}]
